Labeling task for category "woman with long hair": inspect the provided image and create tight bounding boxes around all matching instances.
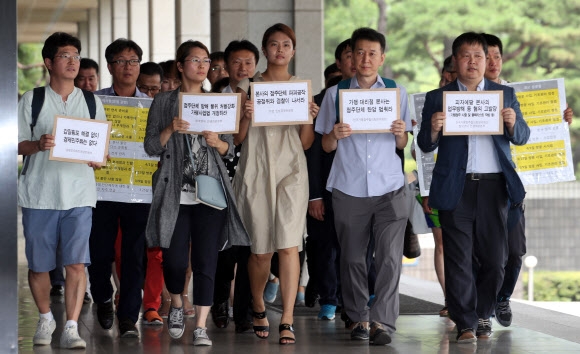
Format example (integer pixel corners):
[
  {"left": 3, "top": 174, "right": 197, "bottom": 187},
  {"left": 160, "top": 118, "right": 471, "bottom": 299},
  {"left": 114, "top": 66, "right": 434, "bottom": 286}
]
[
  {"left": 233, "top": 23, "right": 319, "bottom": 345},
  {"left": 144, "top": 40, "right": 249, "bottom": 346}
]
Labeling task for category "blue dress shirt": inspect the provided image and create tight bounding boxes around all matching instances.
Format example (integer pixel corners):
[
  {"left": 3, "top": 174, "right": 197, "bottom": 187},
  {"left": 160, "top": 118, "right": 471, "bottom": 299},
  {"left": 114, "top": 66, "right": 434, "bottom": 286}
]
[{"left": 315, "top": 75, "right": 412, "bottom": 198}]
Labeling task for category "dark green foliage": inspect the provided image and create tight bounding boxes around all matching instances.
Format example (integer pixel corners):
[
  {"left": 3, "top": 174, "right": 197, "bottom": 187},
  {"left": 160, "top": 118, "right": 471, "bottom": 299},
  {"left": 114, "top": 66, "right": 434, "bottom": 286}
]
[{"left": 524, "top": 272, "right": 580, "bottom": 301}]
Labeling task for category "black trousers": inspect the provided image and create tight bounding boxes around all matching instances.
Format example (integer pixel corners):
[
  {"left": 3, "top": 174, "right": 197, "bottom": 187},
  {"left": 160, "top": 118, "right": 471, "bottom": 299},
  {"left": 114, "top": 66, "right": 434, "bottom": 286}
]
[
  {"left": 88, "top": 201, "right": 149, "bottom": 324},
  {"left": 305, "top": 193, "right": 340, "bottom": 306},
  {"left": 498, "top": 204, "right": 526, "bottom": 301},
  {"left": 439, "top": 177, "right": 508, "bottom": 332},
  {"left": 162, "top": 204, "right": 225, "bottom": 306},
  {"left": 212, "top": 245, "right": 253, "bottom": 324}
]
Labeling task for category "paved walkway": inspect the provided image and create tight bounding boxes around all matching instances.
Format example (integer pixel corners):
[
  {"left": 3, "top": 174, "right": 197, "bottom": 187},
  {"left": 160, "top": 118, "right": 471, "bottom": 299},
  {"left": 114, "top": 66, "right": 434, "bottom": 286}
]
[
  {"left": 17, "top": 269, "right": 580, "bottom": 353},
  {"left": 16, "top": 207, "right": 580, "bottom": 353}
]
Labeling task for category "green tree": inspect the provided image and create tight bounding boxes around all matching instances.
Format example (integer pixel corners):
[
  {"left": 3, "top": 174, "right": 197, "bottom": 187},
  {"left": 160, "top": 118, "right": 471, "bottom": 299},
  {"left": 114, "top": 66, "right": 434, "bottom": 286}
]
[
  {"left": 324, "top": 0, "right": 378, "bottom": 65},
  {"left": 18, "top": 43, "right": 47, "bottom": 95},
  {"left": 325, "top": 0, "right": 580, "bottom": 173}
]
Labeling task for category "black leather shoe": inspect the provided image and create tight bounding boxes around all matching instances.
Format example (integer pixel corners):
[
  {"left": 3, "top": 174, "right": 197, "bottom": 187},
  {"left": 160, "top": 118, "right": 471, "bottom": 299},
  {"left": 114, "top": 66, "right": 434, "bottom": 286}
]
[
  {"left": 119, "top": 318, "right": 139, "bottom": 338},
  {"left": 97, "top": 302, "right": 114, "bottom": 330},
  {"left": 211, "top": 301, "right": 230, "bottom": 329},
  {"left": 50, "top": 285, "right": 64, "bottom": 296},
  {"left": 304, "top": 282, "right": 319, "bottom": 308},
  {"left": 341, "top": 309, "right": 354, "bottom": 329},
  {"left": 403, "top": 223, "right": 421, "bottom": 259}
]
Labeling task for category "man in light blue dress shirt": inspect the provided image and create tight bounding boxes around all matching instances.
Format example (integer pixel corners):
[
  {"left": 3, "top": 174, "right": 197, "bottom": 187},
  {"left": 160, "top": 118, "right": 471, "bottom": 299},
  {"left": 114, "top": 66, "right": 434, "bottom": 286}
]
[{"left": 315, "top": 27, "right": 412, "bottom": 346}]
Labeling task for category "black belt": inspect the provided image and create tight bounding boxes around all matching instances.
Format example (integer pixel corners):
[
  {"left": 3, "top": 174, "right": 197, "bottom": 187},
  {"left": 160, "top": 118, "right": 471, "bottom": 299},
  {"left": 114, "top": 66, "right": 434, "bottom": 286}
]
[{"left": 466, "top": 173, "right": 504, "bottom": 180}]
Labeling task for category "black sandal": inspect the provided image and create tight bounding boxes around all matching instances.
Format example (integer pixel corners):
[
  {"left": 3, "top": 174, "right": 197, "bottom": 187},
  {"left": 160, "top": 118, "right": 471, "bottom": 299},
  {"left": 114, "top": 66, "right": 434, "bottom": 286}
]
[
  {"left": 279, "top": 323, "right": 295, "bottom": 345},
  {"left": 252, "top": 310, "right": 269, "bottom": 339}
]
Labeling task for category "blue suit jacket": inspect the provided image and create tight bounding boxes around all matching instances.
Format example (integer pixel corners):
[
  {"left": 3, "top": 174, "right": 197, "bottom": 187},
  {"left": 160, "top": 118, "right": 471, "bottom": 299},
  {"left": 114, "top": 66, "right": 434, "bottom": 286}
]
[{"left": 417, "top": 79, "right": 530, "bottom": 211}]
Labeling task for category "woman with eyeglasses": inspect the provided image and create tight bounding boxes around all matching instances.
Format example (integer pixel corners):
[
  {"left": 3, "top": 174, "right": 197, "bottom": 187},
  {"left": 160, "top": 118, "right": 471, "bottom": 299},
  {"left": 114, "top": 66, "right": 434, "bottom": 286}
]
[
  {"left": 144, "top": 40, "right": 250, "bottom": 346},
  {"left": 233, "top": 23, "right": 319, "bottom": 345}
]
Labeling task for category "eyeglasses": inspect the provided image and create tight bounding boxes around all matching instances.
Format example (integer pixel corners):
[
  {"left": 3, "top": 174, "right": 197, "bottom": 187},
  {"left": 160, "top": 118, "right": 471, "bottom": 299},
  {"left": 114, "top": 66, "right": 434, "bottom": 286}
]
[
  {"left": 185, "top": 57, "right": 211, "bottom": 66},
  {"left": 138, "top": 85, "right": 161, "bottom": 94},
  {"left": 110, "top": 59, "right": 141, "bottom": 66},
  {"left": 55, "top": 54, "right": 82, "bottom": 61},
  {"left": 211, "top": 65, "right": 226, "bottom": 72}
]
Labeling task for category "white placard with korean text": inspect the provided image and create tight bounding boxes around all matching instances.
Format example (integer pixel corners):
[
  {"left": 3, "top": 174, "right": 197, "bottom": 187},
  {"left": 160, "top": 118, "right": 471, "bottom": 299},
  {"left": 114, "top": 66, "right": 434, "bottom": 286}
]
[
  {"left": 179, "top": 93, "right": 241, "bottom": 134},
  {"left": 443, "top": 91, "right": 504, "bottom": 135},
  {"left": 410, "top": 92, "right": 436, "bottom": 196},
  {"left": 507, "top": 78, "right": 575, "bottom": 185},
  {"left": 339, "top": 89, "right": 400, "bottom": 133},
  {"left": 251, "top": 80, "right": 312, "bottom": 126},
  {"left": 49, "top": 116, "right": 112, "bottom": 165},
  {"left": 95, "top": 95, "right": 155, "bottom": 203}
]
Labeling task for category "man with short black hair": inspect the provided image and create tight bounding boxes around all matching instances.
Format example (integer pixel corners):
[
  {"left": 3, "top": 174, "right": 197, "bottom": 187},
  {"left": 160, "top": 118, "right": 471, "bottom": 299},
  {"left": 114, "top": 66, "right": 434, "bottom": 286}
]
[
  {"left": 52, "top": 56, "right": 101, "bottom": 305},
  {"left": 439, "top": 55, "right": 456, "bottom": 88},
  {"left": 480, "top": 32, "right": 574, "bottom": 330},
  {"left": 418, "top": 32, "right": 530, "bottom": 343},
  {"left": 96, "top": 38, "right": 148, "bottom": 98},
  {"left": 209, "top": 39, "right": 259, "bottom": 332},
  {"left": 208, "top": 51, "right": 229, "bottom": 86},
  {"left": 137, "top": 62, "right": 163, "bottom": 97},
  {"left": 90, "top": 38, "right": 149, "bottom": 339},
  {"left": 334, "top": 39, "right": 356, "bottom": 79},
  {"left": 74, "top": 58, "right": 99, "bottom": 92},
  {"left": 316, "top": 27, "right": 411, "bottom": 345},
  {"left": 304, "top": 61, "right": 343, "bottom": 322},
  {"left": 323, "top": 63, "right": 342, "bottom": 87},
  {"left": 18, "top": 32, "right": 107, "bottom": 349},
  {"left": 223, "top": 41, "right": 258, "bottom": 94}
]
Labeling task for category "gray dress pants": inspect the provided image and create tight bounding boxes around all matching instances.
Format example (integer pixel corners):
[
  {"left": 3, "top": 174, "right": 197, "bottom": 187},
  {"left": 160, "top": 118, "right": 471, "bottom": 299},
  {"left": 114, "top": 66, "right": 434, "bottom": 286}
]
[{"left": 332, "top": 186, "right": 408, "bottom": 333}]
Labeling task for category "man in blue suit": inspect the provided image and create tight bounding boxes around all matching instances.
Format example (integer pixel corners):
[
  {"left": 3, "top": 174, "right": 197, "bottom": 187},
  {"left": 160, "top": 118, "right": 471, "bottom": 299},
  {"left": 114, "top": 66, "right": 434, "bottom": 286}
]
[{"left": 417, "top": 32, "right": 530, "bottom": 344}]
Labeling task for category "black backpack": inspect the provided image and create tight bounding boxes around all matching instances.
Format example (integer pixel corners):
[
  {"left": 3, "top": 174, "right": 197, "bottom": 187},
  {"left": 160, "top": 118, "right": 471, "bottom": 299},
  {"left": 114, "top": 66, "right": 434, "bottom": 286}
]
[{"left": 21, "top": 87, "right": 97, "bottom": 175}]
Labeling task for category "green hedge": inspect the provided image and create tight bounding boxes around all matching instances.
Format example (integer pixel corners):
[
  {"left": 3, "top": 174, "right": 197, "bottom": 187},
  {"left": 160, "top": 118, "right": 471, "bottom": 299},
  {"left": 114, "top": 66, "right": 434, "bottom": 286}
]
[{"left": 523, "top": 271, "right": 580, "bottom": 301}]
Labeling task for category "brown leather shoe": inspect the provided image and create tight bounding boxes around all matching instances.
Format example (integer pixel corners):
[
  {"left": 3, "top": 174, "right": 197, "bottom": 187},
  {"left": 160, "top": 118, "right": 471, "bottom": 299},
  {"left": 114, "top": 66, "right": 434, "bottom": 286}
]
[
  {"left": 456, "top": 328, "right": 477, "bottom": 344},
  {"left": 369, "top": 322, "right": 391, "bottom": 345}
]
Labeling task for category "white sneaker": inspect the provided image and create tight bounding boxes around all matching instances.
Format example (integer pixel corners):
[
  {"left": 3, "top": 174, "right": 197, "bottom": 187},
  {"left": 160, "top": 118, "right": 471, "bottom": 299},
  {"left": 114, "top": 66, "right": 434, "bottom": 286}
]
[
  {"left": 33, "top": 318, "right": 56, "bottom": 345},
  {"left": 60, "top": 326, "right": 86, "bottom": 349},
  {"left": 193, "top": 327, "right": 212, "bottom": 346},
  {"left": 167, "top": 306, "right": 185, "bottom": 339}
]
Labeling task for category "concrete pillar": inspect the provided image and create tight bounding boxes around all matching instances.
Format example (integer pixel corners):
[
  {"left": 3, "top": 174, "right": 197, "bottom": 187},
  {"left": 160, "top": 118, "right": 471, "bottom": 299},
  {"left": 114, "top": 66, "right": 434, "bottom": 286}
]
[
  {"left": 0, "top": 0, "right": 18, "bottom": 350},
  {"left": 177, "top": 0, "right": 211, "bottom": 51},
  {"left": 210, "top": 0, "right": 249, "bottom": 53},
  {"left": 78, "top": 21, "right": 89, "bottom": 55},
  {"left": 112, "top": 0, "right": 129, "bottom": 39},
  {"left": 87, "top": 8, "right": 100, "bottom": 66},
  {"left": 210, "top": 0, "right": 324, "bottom": 92},
  {"left": 149, "top": 0, "right": 176, "bottom": 62},
  {"left": 128, "top": 0, "right": 150, "bottom": 61},
  {"left": 99, "top": 0, "right": 113, "bottom": 88},
  {"left": 128, "top": 0, "right": 150, "bottom": 63},
  {"left": 294, "top": 0, "right": 324, "bottom": 93}
]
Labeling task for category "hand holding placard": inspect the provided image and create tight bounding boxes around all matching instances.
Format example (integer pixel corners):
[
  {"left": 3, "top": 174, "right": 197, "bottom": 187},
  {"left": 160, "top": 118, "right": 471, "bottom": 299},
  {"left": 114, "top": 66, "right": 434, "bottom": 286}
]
[
  {"left": 251, "top": 80, "right": 312, "bottom": 126},
  {"left": 443, "top": 91, "right": 504, "bottom": 135},
  {"left": 49, "top": 116, "right": 112, "bottom": 165},
  {"left": 339, "top": 89, "right": 400, "bottom": 133},
  {"left": 179, "top": 93, "right": 241, "bottom": 134},
  {"left": 38, "top": 133, "right": 55, "bottom": 151}
]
